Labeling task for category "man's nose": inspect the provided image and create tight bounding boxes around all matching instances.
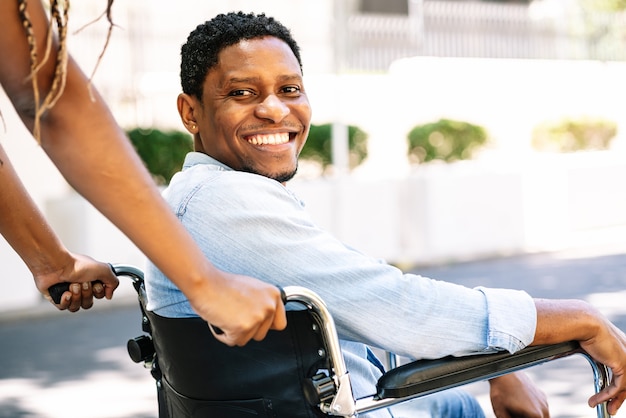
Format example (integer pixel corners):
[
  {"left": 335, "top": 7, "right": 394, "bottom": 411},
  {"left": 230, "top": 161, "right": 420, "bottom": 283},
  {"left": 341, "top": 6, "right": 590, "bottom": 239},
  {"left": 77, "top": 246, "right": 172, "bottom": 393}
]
[{"left": 255, "top": 94, "right": 290, "bottom": 122}]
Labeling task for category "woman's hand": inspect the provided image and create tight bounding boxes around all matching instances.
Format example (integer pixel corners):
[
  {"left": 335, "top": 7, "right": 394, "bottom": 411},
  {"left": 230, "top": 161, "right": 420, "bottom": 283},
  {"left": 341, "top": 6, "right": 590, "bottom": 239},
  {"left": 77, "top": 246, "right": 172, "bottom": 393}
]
[
  {"left": 187, "top": 271, "right": 287, "bottom": 346},
  {"left": 34, "top": 253, "right": 119, "bottom": 312}
]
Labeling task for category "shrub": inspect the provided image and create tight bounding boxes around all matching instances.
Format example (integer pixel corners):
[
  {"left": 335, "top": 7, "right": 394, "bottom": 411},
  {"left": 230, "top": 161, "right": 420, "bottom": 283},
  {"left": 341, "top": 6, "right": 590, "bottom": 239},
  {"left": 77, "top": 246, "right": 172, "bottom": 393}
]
[
  {"left": 531, "top": 117, "right": 617, "bottom": 153},
  {"left": 126, "top": 128, "right": 193, "bottom": 185},
  {"left": 299, "top": 123, "right": 368, "bottom": 170},
  {"left": 406, "top": 119, "right": 488, "bottom": 164}
]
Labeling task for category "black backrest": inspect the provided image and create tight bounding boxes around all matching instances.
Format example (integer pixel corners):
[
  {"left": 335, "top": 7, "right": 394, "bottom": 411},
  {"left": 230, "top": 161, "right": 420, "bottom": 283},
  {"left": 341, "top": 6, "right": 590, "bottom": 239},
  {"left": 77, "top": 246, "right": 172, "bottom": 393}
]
[{"left": 146, "top": 304, "right": 331, "bottom": 418}]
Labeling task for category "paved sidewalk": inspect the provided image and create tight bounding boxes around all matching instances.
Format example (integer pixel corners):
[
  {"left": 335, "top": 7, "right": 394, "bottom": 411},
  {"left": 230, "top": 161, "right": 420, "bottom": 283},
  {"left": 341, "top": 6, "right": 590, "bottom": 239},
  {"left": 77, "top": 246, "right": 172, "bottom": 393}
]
[{"left": 1, "top": 245, "right": 625, "bottom": 417}]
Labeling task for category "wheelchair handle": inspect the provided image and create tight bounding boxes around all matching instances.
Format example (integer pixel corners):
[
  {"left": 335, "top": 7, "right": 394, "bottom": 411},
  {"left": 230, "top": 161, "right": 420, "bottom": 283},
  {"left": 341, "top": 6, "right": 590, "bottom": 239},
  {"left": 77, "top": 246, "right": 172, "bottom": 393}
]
[
  {"left": 48, "top": 282, "right": 70, "bottom": 304},
  {"left": 47, "top": 263, "right": 117, "bottom": 304},
  {"left": 282, "top": 286, "right": 356, "bottom": 416},
  {"left": 282, "top": 286, "right": 347, "bottom": 375}
]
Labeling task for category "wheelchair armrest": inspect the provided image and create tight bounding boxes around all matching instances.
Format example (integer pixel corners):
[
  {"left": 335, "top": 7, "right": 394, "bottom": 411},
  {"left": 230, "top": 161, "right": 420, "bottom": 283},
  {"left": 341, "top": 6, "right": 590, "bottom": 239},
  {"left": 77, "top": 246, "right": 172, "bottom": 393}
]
[{"left": 376, "top": 341, "right": 581, "bottom": 399}]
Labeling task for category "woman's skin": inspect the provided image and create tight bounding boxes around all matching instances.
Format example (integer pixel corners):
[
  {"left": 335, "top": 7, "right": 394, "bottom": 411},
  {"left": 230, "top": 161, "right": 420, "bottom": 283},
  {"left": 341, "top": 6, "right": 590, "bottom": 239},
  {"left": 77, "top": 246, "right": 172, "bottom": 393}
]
[
  {"left": 0, "top": 142, "right": 117, "bottom": 312},
  {"left": 0, "top": 0, "right": 286, "bottom": 346}
]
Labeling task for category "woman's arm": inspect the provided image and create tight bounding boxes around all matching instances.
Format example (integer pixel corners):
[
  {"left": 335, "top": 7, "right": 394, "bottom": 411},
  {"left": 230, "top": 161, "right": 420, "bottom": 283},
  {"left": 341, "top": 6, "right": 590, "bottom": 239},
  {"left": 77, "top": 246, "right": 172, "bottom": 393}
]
[
  {"left": 0, "top": 143, "right": 118, "bottom": 311},
  {"left": 0, "top": 0, "right": 285, "bottom": 345}
]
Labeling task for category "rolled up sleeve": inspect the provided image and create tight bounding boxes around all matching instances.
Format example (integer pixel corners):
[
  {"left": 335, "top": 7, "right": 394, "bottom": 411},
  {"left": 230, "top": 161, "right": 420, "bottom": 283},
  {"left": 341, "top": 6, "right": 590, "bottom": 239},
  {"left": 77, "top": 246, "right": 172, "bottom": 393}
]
[{"left": 476, "top": 286, "right": 537, "bottom": 354}]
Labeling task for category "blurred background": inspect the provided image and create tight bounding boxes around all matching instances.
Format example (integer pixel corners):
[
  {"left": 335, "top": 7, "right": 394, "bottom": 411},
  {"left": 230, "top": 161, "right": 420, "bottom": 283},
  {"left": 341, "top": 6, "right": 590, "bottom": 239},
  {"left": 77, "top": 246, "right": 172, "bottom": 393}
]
[{"left": 1, "top": 0, "right": 626, "bottom": 416}]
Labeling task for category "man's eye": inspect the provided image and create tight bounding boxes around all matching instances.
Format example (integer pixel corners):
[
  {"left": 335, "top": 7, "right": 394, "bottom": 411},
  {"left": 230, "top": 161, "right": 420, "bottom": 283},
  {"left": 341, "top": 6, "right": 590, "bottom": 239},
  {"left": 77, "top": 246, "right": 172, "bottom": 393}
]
[
  {"left": 230, "top": 89, "right": 252, "bottom": 97},
  {"left": 282, "top": 86, "right": 301, "bottom": 94}
]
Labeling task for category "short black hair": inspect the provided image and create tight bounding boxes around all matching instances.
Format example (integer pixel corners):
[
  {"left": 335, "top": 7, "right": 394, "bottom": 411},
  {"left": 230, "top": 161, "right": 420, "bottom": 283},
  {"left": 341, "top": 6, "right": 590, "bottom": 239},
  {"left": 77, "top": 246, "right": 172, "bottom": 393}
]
[{"left": 180, "top": 11, "right": 303, "bottom": 100}]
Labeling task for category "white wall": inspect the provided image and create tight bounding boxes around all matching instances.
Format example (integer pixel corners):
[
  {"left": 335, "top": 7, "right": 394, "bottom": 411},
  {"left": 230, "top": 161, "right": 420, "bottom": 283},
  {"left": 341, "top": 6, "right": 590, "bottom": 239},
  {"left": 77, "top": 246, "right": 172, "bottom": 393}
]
[{"left": 291, "top": 150, "right": 626, "bottom": 267}]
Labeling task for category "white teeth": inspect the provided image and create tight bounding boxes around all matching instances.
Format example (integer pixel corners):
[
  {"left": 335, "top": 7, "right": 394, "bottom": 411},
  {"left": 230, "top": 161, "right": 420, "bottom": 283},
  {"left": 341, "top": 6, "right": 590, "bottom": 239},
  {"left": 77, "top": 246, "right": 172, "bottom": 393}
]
[{"left": 247, "top": 133, "right": 289, "bottom": 145}]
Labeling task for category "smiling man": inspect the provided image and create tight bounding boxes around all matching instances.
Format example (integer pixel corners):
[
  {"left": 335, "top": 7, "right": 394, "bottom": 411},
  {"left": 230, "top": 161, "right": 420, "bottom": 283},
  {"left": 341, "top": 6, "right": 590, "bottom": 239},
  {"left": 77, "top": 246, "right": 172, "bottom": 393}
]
[
  {"left": 145, "top": 11, "right": 626, "bottom": 418},
  {"left": 177, "top": 34, "right": 310, "bottom": 184}
]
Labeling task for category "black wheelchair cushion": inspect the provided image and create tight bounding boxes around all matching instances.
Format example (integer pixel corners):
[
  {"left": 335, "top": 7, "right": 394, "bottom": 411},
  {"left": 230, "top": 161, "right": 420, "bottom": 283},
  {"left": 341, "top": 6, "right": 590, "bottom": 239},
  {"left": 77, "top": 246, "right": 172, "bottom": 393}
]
[{"left": 146, "top": 304, "right": 330, "bottom": 418}]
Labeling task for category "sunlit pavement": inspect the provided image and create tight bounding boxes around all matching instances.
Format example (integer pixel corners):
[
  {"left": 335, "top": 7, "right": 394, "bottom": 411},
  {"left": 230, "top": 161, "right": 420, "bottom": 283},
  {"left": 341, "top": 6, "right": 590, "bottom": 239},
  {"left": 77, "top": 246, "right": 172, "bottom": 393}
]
[
  {"left": 0, "top": 301, "right": 157, "bottom": 418},
  {"left": 1, "top": 243, "right": 626, "bottom": 418}
]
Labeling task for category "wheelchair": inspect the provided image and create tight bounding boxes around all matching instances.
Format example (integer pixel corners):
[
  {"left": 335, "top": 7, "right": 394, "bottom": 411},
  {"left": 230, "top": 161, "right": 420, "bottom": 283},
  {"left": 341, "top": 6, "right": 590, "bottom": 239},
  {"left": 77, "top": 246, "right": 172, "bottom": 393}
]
[{"left": 113, "top": 264, "right": 611, "bottom": 418}]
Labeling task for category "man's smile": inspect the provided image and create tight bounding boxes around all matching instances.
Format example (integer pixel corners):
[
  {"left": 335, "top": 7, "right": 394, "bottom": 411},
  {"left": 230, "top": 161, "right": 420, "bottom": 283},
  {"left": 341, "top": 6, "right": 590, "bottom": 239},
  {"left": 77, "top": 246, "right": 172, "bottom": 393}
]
[{"left": 245, "top": 132, "right": 291, "bottom": 145}]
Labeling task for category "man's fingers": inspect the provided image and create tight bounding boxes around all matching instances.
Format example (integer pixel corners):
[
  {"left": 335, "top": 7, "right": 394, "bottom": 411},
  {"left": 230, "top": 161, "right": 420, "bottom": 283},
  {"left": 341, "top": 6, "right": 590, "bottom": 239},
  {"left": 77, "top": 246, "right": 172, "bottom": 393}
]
[
  {"left": 608, "top": 397, "right": 626, "bottom": 416},
  {"left": 589, "top": 385, "right": 626, "bottom": 415}
]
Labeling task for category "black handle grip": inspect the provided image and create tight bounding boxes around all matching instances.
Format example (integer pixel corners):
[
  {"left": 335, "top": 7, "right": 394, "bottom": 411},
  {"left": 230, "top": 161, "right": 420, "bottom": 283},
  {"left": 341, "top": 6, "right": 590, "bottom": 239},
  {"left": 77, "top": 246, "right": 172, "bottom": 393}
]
[
  {"left": 48, "top": 280, "right": 106, "bottom": 304},
  {"left": 48, "top": 282, "right": 70, "bottom": 304},
  {"left": 47, "top": 264, "right": 115, "bottom": 304}
]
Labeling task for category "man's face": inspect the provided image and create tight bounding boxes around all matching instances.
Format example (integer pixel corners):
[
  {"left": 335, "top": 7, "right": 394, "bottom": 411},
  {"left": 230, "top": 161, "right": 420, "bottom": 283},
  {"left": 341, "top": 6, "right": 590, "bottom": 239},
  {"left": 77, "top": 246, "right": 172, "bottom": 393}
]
[{"left": 194, "top": 36, "right": 311, "bottom": 183}]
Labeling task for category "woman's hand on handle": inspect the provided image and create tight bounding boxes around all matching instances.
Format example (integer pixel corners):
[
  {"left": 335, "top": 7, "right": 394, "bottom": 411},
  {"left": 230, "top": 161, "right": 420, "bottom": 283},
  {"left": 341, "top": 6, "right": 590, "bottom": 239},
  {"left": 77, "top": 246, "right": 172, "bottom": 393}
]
[
  {"left": 187, "top": 271, "right": 287, "bottom": 346},
  {"left": 35, "top": 253, "right": 119, "bottom": 312}
]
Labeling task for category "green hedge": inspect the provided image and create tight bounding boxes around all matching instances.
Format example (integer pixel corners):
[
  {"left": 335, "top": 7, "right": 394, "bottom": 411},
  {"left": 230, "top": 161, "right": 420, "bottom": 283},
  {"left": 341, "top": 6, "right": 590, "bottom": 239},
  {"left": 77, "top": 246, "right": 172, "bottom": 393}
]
[
  {"left": 126, "top": 128, "right": 193, "bottom": 185},
  {"left": 407, "top": 119, "right": 488, "bottom": 164},
  {"left": 531, "top": 117, "right": 617, "bottom": 153},
  {"left": 299, "top": 123, "right": 368, "bottom": 170}
]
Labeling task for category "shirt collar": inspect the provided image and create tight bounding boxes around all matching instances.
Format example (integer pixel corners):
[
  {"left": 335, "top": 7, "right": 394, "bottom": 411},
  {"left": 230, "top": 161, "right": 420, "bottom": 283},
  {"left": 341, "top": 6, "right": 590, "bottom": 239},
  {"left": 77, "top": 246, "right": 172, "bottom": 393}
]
[{"left": 182, "top": 152, "right": 232, "bottom": 172}]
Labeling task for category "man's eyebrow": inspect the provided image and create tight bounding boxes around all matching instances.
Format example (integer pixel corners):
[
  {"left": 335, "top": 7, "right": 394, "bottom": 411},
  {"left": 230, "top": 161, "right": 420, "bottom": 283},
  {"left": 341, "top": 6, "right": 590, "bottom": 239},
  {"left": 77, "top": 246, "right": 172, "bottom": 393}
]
[
  {"left": 226, "top": 76, "right": 261, "bottom": 84},
  {"left": 277, "top": 74, "right": 303, "bottom": 83},
  {"left": 223, "top": 74, "right": 303, "bottom": 85}
]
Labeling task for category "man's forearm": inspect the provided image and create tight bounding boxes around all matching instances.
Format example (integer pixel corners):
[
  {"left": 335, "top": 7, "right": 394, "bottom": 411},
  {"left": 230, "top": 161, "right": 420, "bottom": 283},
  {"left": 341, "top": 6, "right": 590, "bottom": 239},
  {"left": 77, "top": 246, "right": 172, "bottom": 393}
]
[{"left": 532, "top": 298, "right": 600, "bottom": 346}]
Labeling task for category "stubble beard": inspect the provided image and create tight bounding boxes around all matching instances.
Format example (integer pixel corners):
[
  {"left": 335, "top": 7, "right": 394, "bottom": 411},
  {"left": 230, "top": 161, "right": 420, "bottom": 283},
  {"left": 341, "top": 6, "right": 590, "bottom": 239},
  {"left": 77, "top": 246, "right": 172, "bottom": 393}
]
[{"left": 241, "top": 161, "right": 298, "bottom": 184}]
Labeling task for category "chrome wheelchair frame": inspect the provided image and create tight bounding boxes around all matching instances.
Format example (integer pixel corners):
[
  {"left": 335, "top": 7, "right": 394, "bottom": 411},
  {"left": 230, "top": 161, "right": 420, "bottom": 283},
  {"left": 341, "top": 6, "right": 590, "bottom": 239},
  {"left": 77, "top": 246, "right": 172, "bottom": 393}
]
[{"left": 116, "top": 264, "right": 611, "bottom": 418}]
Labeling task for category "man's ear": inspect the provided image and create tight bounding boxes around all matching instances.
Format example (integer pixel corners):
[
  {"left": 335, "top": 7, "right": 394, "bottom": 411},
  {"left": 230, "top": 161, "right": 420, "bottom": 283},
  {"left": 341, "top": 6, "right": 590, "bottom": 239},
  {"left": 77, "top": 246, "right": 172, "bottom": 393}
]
[{"left": 177, "top": 93, "right": 199, "bottom": 134}]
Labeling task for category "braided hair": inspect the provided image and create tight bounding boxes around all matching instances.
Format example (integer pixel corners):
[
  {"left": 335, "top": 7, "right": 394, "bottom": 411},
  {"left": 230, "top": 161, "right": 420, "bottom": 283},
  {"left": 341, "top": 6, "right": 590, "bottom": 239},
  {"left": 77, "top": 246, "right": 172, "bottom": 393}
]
[{"left": 15, "top": 0, "right": 116, "bottom": 142}]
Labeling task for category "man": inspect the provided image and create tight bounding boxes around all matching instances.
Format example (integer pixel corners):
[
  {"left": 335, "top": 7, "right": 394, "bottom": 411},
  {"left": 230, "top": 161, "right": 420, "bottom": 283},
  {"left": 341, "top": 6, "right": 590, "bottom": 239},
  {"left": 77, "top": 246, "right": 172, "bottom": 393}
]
[
  {"left": 0, "top": 1, "right": 285, "bottom": 346},
  {"left": 146, "top": 11, "right": 626, "bottom": 417}
]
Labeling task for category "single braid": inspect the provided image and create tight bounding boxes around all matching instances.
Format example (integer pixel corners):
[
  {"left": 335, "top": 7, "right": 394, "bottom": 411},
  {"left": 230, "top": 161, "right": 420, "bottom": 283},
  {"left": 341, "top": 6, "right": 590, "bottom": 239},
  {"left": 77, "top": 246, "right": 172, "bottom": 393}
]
[
  {"left": 17, "top": 0, "right": 42, "bottom": 141},
  {"left": 31, "top": 0, "right": 69, "bottom": 140},
  {"left": 13, "top": 0, "right": 115, "bottom": 143},
  {"left": 16, "top": 0, "right": 69, "bottom": 142},
  {"left": 74, "top": 0, "right": 117, "bottom": 99},
  {"left": 44, "top": 0, "right": 69, "bottom": 110}
]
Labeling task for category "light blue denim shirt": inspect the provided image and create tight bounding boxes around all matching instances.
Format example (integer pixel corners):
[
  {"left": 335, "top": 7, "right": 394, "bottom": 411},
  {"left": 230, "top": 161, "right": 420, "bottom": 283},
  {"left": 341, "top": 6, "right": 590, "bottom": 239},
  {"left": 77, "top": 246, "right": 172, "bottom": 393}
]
[{"left": 145, "top": 152, "right": 537, "bottom": 417}]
